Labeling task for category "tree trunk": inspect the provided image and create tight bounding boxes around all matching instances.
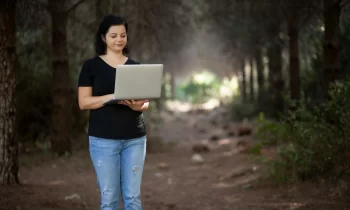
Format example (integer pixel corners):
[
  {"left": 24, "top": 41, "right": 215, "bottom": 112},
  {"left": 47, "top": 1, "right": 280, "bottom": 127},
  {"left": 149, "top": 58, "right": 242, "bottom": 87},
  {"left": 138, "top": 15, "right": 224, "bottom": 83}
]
[
  {"left": 240, "top": 58, "right": 247, "bottom": 102},
  {"left": 249, "top": 58, "right": 254, "bottom": 102},
  {"left": 255, "top": 48, "right": 264, "bottom": 104},
  {"left": 170, "top": 71, "right": 175, "bottom": 99},
  {"left": 155, "top": 76, "right": 166, "bottom": 111},
  {"left": 267, "top": 38, "right": 284, "bottom": 119},
  {"left": 323, "top": 0, "right": 341, "bottom": 97},
  {"left": 0, "top": 0, "right": 19, "bottom": 185},
  {"left": 49, "top": 0, "right": 72, "bottom": 155},
  {"left": 95, "top": 0, "right": 103, "bottom": 27},
  {"left": 288, "top": 22, "right": 301, "bottom": 103}
]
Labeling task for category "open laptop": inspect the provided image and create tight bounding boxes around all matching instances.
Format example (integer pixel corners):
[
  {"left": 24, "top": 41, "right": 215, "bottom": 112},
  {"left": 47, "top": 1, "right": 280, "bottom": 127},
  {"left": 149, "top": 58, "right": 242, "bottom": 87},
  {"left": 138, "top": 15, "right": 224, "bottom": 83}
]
[{"left": 103, "top": 64, "right": 164, "bottom": 105}]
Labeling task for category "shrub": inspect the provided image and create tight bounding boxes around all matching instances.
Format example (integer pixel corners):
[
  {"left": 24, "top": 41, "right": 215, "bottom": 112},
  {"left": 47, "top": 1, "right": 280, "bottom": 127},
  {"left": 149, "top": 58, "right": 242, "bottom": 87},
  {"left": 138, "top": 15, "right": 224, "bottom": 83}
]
[
  {"left": 177, "top": 71, "right": 221, "bottom": 103},
  {"left": 256, "top": 80, "right": 350, "bottom": 184},
  {"left": 230, "top": 101, "right": 258, "bottom": 121}
]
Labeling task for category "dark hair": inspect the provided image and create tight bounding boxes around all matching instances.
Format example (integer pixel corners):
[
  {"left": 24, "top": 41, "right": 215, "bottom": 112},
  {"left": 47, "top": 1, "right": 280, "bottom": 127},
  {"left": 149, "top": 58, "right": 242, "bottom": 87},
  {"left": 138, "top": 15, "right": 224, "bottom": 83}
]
[{"left": 95, "top": 15, "right": 129, "bottom": 55}]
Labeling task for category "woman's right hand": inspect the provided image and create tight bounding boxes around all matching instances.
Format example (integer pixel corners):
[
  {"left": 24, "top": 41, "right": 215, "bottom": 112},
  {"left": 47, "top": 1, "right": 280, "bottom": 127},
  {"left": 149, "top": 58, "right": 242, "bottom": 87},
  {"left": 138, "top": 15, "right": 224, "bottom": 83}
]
[{"left": 103, "top": 94, "right": 115, "bottom": 103}]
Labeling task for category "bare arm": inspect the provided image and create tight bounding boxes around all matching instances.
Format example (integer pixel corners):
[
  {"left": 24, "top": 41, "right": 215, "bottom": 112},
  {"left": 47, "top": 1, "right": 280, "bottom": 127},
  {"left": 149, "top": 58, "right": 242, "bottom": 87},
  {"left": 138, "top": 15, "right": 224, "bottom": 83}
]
[{"left": 78, "top": 87, "right": 113, "bottom": 110}]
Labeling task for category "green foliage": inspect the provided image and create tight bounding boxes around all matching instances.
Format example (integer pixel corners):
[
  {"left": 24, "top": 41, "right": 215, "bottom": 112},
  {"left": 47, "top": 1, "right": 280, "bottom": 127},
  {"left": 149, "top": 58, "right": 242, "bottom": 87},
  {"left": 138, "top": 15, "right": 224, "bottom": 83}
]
[
  {"left": 299, "top": 17, "right": 350, "bottom": 102},
  {"left": 256, "top": 80, "right": 350, "bottom": 184},
  {"left": 230, "top": 100, "right": 258, "bottom": 121},
  {"left": 16, "top": 28, "right": 53, "bottom": 145},
  {"left": 15, "top": 27, "right": 86, "bottom": 150},
  {"left": 247, "top": 142, "right": 263, "bottom": 155},
  {"left": 177, "top": 71, "right": 221, "bottom": 103},
  {"left": 256, "top": 115, "right": 290, "bottom": 146},
  {"left": 299, "top": 19, "right": 324, "bottom": 101}
]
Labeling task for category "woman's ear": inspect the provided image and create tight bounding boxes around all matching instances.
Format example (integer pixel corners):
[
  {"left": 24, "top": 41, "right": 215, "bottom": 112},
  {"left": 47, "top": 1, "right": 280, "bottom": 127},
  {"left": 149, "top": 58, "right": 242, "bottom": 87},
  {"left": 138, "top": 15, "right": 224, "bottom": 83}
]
[{"left": 101, "top": 35, "right": 106, "bottom": 42}]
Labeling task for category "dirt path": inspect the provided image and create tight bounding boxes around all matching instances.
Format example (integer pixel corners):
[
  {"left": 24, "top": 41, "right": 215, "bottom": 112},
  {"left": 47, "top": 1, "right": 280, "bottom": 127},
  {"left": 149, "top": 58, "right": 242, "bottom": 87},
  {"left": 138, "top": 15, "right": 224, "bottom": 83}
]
[
  {"left": 2, "top": 145, "right": 348, "bottom": 210},
  {"left": 1, "top": 103, "right": 349, "bottom": 210}
]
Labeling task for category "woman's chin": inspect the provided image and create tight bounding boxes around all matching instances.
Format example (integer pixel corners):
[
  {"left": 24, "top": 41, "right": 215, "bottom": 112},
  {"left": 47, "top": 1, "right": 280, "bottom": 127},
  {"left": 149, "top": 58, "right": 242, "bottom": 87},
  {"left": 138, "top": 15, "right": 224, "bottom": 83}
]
[{"left": 111, "top": 48, "right": 124, "bottom": 53}]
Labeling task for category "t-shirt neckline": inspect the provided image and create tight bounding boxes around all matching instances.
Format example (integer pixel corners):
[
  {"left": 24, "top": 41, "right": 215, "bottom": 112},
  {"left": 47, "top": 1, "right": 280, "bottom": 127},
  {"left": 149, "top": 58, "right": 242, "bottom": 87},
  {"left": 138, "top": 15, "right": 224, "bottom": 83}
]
[{"left": 97, "top": 56, "right": 129, "bottom": 69}]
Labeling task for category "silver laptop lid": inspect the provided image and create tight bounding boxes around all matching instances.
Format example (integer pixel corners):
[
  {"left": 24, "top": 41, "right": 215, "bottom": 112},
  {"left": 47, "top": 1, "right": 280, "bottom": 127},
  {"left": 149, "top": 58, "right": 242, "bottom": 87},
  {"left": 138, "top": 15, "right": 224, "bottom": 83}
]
[{"left": 114, "top": 64, "right": 164, "bottom": 100}]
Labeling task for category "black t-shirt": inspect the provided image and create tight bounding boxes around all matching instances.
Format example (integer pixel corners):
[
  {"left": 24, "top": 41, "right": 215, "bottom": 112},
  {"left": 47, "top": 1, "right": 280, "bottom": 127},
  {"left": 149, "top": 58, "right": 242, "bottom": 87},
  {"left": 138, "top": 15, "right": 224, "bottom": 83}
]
[{"left": 78, "top": 56, "right": 146, "bottom": 140}]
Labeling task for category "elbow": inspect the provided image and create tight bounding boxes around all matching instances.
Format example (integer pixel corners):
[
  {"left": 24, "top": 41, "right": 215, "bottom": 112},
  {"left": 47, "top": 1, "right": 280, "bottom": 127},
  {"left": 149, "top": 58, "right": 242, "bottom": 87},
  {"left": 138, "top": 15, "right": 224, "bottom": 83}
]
[
  {"left": 78, "top": 101, "right": 87, "bottom": 110},
  {"left": 79, "top": 104, "right": 86, "bottom": 110}
]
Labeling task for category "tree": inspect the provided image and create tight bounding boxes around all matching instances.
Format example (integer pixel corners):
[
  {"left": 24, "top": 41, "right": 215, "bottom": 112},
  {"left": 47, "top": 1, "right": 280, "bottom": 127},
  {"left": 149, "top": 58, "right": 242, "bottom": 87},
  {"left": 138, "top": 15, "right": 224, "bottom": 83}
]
[
  {"left": 47, "top": 0, "right": 88, "bottom": 156},
  {"left": 282, "top": 0, "right": 318, "bottom": 104},
  {"left": 322, "top": 0, "right": 346, "bottom": 97},
  {"left": 249, "top": 58, "right": 255, "bottom": 102},
  {"left": 49, "top": 0, "right": 85, "bottom": 155},
  {"left": 240, "top": 57, "right": 248, "bottom": 102},
  {"left": 0, "top": 0, "right": 19, "bottom": 185},
  {"left": 254, "top": 47, "right": 264, "bottom": 104},
  {"left": 250, "top": 1, "right": 285, "bottom": 117}
]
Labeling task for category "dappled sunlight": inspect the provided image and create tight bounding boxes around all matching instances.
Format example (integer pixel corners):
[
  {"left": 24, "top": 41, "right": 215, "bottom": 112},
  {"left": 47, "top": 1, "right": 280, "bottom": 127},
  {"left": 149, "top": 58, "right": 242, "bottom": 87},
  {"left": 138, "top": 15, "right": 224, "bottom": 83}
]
[
  {"left": 165, "top": 100, "right": 192, "bottom": 112},
  {"left": 219, "top": 76, "right": 240, "bottom": 99},
  {"left": 176, "top": 70, "right": 221, "bottom": 103},
  {"left": 165, "top": 98, "right": 220, "bottom": 112},
  {"left": 193, "top": 70, "right": 216, "bottom": 85},
  {"left": 202, "top": 98, "right": 221, "bottom": 110},
  {"left": 177, "top": 70, "right": 240, "bottom": 105}
]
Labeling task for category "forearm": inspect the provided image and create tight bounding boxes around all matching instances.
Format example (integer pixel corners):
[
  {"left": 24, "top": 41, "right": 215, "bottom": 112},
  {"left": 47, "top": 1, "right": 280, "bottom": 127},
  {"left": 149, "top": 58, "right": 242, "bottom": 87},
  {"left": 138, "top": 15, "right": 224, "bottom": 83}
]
[{"left": 79, "top": 94, "right": 112, "bottom": 110}]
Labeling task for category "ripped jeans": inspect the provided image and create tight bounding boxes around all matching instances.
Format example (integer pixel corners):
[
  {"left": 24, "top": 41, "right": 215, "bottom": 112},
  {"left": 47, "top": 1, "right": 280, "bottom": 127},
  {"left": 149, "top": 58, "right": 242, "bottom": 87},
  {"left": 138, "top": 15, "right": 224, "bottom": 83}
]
[{"left": 89, "top": 135, "right": 146, "bottom": 210}]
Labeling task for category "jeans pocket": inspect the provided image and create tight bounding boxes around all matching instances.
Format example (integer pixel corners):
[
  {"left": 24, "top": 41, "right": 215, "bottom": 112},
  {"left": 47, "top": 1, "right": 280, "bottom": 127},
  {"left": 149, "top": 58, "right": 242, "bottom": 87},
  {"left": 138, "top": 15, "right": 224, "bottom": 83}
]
[{"left": 89, "top": 136, "right": 102, "bottom": 152}]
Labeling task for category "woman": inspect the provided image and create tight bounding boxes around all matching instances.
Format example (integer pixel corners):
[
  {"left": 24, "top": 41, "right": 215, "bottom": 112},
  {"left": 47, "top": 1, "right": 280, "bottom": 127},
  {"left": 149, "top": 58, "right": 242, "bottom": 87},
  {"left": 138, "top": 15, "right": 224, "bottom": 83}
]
[{"left": 77, "top": 15, "right": 148, "bottom": 210}]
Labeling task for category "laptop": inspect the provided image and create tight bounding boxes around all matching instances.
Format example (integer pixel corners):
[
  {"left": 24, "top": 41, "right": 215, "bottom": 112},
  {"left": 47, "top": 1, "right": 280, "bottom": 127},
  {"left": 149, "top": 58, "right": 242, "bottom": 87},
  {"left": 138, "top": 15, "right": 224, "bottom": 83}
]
[{"left": 104, "top": 64, "right": 164, "bottom": 105}]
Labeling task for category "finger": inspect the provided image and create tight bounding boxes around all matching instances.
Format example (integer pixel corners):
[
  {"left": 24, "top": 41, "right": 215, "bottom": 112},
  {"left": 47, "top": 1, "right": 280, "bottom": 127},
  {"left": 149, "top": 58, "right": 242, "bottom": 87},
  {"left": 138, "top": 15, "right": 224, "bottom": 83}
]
[
  {"left": 122, "top": 100, "right": 130, "bottom": 105},
  {"left": 135, "top": 99, "right": 148, "bottom": 103},
  {"left": 139, "top": 100, "right": 149, "bottom": 104}
]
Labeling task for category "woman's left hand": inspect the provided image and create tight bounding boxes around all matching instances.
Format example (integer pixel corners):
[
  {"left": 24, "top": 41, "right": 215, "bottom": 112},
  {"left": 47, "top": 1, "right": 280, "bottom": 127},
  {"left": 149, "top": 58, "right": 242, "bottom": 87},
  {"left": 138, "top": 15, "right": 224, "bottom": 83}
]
[{"left": 119, "top": 99, "right": 149, "bottom": 111}]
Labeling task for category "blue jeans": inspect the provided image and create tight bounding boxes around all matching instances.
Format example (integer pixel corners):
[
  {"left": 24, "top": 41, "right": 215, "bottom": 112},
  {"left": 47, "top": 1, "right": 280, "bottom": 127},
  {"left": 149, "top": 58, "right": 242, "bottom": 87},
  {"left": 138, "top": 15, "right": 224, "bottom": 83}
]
[{"left": 89, "top": 135, "right": 147, "bottom": 210}]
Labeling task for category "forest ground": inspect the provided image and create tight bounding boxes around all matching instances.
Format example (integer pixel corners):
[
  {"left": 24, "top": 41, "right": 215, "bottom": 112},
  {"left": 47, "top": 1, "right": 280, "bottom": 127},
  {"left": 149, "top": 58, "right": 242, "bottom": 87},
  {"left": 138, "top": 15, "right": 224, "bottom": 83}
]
[{"left": 1, "top": 101, "right": 349, "bottom": 210}]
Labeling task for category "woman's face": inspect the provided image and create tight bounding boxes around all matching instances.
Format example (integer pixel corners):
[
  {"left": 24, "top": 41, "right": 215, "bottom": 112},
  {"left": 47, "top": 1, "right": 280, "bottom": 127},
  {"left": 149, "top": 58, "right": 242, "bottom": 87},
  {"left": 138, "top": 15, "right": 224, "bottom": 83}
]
[{"left": 103, "top": 25, "right": 127, "bottom": 53}]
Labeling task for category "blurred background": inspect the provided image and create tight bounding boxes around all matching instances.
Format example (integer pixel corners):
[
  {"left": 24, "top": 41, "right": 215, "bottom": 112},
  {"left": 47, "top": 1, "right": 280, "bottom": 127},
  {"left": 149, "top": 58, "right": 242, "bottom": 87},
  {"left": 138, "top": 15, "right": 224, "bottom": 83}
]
[{"left": 1, "top": 0, "right": 350, "bottom": 209}]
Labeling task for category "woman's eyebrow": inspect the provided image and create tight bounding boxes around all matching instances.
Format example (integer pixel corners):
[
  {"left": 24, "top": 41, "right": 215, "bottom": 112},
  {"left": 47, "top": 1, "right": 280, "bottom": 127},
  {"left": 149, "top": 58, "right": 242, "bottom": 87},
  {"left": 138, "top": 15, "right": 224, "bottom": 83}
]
[{"left": 109, "top": 32, "right": 126, "bottom": 35}]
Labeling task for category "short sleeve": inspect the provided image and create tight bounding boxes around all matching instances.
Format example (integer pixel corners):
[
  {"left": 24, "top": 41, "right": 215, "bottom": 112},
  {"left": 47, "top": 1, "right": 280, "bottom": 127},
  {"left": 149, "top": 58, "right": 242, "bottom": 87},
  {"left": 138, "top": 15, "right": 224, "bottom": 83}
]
[{"left": 78, "top": 60, "right": 93, "bottom": 87}]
